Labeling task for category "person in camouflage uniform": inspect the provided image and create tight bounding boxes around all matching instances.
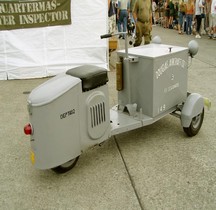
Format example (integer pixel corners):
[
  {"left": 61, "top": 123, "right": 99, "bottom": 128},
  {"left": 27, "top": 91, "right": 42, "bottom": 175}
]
[{"left": 133, "top": 0, "right": 152, "bottom": 45}]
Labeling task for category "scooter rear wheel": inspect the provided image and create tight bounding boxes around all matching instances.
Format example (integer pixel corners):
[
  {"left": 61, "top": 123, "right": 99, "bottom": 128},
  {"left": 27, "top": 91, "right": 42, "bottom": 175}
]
[
  {"left": 52, "top": 156, "right": 80, "bottom": 174},
  {"left": 183, "top": 108, "right": 204, "bottom": 137}
]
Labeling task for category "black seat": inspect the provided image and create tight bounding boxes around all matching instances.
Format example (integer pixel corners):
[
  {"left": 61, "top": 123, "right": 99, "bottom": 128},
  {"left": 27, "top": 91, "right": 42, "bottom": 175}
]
[{"left": 66, "top": 65, "right": 108, "bottom": 92}]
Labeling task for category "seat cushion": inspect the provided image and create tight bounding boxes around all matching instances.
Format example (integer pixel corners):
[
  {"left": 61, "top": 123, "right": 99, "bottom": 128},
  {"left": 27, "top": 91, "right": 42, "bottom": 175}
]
[{"left": 66, "top": 65, "right": 108, "bottom": 91}]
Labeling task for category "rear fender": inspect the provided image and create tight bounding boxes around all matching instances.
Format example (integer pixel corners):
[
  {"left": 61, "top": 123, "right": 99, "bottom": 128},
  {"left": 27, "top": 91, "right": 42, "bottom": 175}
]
[{"left": 181, "top": 93, "right": 204, "bottom": 127}]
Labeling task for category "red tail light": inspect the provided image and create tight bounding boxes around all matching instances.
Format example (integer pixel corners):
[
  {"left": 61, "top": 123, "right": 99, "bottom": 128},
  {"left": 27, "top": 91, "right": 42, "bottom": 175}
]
[{"left": 24, "top": 123, "right": 33, "bottom": 135}]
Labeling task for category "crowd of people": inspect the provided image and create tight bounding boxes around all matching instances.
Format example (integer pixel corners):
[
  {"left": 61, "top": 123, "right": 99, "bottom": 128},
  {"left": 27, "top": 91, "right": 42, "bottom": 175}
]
[
  {"left": 108, "top": 0, "right": 216, "bottom": 45},
  {"left": 108, "top": 0, "right": 154, "bottom": 46},
  {"left": 163, "top": 0, "right": 216, "bottom": 39}
]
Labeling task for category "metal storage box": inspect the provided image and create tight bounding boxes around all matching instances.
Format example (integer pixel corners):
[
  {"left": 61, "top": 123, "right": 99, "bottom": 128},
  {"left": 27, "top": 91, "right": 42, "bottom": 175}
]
[{"left": 117, "top": 44, "right": 188, "bottom": 117}]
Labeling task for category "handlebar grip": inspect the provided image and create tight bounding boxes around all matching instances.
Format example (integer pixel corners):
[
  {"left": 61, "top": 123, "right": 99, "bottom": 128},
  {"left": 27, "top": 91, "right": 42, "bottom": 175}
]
[{"left": 100, "top": 34, "right": 112, "bottom": 39}]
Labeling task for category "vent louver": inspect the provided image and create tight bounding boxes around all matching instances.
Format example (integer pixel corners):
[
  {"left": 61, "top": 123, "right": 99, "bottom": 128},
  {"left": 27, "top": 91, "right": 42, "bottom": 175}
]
[{"left": 90, "top": 102, "right": 106, "bottom": 128}]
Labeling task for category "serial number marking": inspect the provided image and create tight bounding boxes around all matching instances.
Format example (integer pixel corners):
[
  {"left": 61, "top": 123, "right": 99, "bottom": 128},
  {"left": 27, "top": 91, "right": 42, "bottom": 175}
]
[
  {"left": 60, "top": 109, "right": 75, "bottom": 119},
  {"left": 158, "top": 104, "right": 166, "bottom": 114},
  {"left": 164, "top": 82, "right": 179, "bottom": 93}
]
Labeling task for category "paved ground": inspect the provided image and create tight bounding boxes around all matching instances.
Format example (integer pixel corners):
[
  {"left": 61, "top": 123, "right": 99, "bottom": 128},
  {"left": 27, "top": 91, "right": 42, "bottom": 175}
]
[{"left": 0, "top": 26, "right": 216, "bottom": 210}]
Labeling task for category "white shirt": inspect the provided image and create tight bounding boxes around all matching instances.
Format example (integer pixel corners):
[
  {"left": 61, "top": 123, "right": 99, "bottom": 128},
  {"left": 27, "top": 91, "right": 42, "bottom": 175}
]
[
  {"left": 211, "top": 0, "right": 216, "bottom": 14},
  {"left": 118, "top": 0, "right": 130, "bottom": 10},
  {"left": 195, "top": 0, "right": 203, "bottom": 15},
  {"left": 152, "top": 1, "right": 157, "bottom": 12}
]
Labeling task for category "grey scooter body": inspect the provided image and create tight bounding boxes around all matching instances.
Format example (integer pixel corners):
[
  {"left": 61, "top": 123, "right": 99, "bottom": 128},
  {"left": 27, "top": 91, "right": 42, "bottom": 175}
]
[{"left": 25, "top": 33, "right": 209, "bottom": 172}]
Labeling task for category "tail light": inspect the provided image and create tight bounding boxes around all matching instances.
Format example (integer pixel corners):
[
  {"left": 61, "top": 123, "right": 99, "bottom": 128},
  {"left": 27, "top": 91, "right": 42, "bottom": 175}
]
[{"left": 24, "top": 123, "right": 33, "bottom": 135}]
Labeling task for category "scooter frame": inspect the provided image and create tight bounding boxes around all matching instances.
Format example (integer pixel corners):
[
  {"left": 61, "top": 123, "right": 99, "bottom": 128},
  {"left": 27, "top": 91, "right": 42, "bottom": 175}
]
[{"left": 24, "top": 32, "right": 211, "bottom": 173}]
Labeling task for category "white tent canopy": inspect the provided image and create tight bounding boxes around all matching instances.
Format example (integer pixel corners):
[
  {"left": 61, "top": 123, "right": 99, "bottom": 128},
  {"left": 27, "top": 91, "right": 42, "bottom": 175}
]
[{"left": 0, "top": 0, "right": 108, "bottom": 80}]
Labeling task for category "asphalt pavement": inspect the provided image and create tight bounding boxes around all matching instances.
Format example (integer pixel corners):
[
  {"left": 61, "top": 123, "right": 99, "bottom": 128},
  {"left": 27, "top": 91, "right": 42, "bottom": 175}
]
[{"left": 0, "top": 26, "right": 216, "bottom": 210}]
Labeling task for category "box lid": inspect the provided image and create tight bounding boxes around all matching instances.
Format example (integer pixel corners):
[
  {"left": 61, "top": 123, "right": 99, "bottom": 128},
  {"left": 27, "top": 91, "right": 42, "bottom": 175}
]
[{"left": 117, "top": 44, "right": 188, "bottom": 59}]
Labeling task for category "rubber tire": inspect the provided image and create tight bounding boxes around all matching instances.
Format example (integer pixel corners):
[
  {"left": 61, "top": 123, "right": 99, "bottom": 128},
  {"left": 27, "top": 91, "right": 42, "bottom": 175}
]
[
  {"left": 183, "top": 108, "right": 204, "bottom": 137},
  {"left": 52, "top": 156, "right": 80, "bottom": 174}
]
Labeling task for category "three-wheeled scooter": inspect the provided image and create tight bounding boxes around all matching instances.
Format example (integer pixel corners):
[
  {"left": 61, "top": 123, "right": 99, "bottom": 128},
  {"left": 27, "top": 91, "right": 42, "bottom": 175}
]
[{"left": 24, "top": 32, "right": 211, "bottom": 173}]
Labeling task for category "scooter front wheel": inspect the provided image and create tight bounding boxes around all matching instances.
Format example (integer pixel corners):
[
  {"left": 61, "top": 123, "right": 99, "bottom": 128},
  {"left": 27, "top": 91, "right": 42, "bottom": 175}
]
[
  {"left": 52, "top": 156, "right": 80, "bottom": 174},
  {"left": 183, "top": 108, "right": 204, "bottom": 137}
]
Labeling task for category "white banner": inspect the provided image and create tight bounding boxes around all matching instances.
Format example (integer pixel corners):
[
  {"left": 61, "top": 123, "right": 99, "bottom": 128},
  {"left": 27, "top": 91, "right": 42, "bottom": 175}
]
[{"left": 0, "top": 0, "right": 108, "bottom": 80}]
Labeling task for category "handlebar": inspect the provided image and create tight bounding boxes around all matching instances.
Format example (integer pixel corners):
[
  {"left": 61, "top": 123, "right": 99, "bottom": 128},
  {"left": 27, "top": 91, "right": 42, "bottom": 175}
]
[
  {"left": 100, "top": 32, "right": 128, "bottom": 39},
  {"left": 100, "top": 32, "right": 129, "bottom": 58},
  {"left": 100, "top": 33, "right": 112, "bottom": 39}
]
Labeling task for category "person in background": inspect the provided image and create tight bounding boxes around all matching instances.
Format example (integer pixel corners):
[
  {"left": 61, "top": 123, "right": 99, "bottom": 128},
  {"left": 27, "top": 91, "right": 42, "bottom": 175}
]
[
  {"left": 200, "top": 0, "right": 207, "bottom": 35},
  {"left": 133, "top": 0, "right": 152, "bottom": 45},
  {"left": 209, "top": 0, "right": 216, "bottom": 39},
  {"left": 205, "top": 0, "right": 212, "bottom": 38},
  {"left": 152, "top": 0, "right": 158, "bottom": 25},
  {"left": 128, "top": 0, "right": 137, "bottom": 36},
  {"left": 115, "top": 0, "right": 119, "bottom": 24},
  {"left": 168, "top": 0, "right": 175, "bottom": 28},
  {"left": 164, "top": 0, "right": 170, "bottom": 28},
  {"left": 205, "top": 0, "right": 212, "bottom": 34},
  {"left": 117, "top": 0, "right": 130, "bottom": 39},
  {"left": 157, "top": 0, "right": 164, "bottom": 25},
  {"left": 185, "top": 0, "right": 195, "bottom": 35},
  {"left": 195, "top": 0, "right": 205, "bottom": 38},
  {"left": 178, "top": 0, "right": 186, "bottom": 34},
  {"left": 108, "top": 0, "right": 117, "bottom": 34},
  {"left": 173, "top": 1, "right": 179, "bottom": 28}
]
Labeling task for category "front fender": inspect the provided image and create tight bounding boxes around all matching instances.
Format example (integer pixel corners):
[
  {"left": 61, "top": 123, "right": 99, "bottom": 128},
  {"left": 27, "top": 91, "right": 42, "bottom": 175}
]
[{"left": 181, "top": 93, "right": 204, "bottom": 127}]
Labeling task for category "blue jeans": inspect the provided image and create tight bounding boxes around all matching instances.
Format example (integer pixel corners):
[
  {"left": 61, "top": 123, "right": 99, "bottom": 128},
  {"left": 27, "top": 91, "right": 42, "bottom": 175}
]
[
  {"left": 186, "top": 14, "right": 193, "bottom": 35},
  {"left": 178, "top": 12, "right": 184, "bottom": 26},
  {"left": 117, "top": 9, "right": 128, "bottom": 38}
]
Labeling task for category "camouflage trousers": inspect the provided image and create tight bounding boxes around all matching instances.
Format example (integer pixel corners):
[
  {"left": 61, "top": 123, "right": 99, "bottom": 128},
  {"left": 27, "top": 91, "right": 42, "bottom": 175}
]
[
  {"left": 108, "top": 15, "right": 116, "bottom": 34},
  {"left": 134, "top": 21, "right": 151, "bottom": 46}
]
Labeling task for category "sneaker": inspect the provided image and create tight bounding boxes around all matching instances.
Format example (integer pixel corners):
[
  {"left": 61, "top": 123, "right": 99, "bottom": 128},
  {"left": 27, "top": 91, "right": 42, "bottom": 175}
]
[
  {"left": 213, "top": 36, "right": 216, "bottom": 40},
  {"left": 195, "top": 34, "right": 201, "bottom": 39}
]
